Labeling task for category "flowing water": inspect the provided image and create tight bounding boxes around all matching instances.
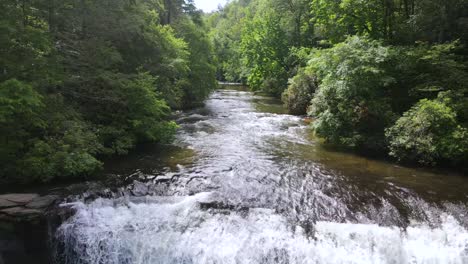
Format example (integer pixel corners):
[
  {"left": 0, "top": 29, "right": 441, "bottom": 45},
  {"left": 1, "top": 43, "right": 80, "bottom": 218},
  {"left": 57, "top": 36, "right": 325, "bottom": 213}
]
[{"left": 54, "top": 88, "right": 468, "bottom": 264}]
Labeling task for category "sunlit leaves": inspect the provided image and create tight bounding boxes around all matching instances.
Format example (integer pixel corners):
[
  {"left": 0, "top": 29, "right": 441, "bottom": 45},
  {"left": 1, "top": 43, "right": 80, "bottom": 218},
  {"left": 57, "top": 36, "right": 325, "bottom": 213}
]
[
  {"left": 308, "top": 36, "right": 396, "bottom": 149},
  {"left": 386, "top": 98, "right": 468, "bottom": 165}
]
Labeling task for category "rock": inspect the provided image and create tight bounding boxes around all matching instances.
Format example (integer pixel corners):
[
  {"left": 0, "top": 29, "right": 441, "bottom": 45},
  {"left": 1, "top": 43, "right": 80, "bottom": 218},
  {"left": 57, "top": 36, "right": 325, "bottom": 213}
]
[
  {"left": 25, "top": 195, "right": 60, "bottom": 209},
  {"left": 177, "top": 114, "right": 207, "bottom": 124},
  {"left": 154, "top": 174, "right": 176, "bottom": 184},
  {"left": 221, "top": 167, "right": 233, "bottom": 172},
  {"left": 0, "top": 199, "right": 18, "bottom": 209},
  {"left": 0, "top": 207, "right": 42, "bottom": 218},
  {"left": 0, "top": 194, "right": 39, "bottom": 205},
  {"left": 131, "top": 181, "right": 148, "bottom": 196},
  {"left": 198, "top": 201, "right": 233, "bottom": 210}
]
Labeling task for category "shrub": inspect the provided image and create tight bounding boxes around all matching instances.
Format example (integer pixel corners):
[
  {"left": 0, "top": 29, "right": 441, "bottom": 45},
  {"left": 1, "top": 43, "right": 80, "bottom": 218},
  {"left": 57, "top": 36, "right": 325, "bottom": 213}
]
[
  {"left": 386, "top": 98, "right": 468, "bottom": 166},
  {"left": 123, "top": 72, "right": 178, "bottom": 144},
  {"left": 282, "top": 68, "right": 318, "bottom": 115},
  {"left": 18, "top": 121, "right": 103, "bottom": 182},
  {"left": 308, "top": 36, "right": 396, "bottom": 150},
  {"left": 0, "top": 80, "right": 103, "bottom": 183}
]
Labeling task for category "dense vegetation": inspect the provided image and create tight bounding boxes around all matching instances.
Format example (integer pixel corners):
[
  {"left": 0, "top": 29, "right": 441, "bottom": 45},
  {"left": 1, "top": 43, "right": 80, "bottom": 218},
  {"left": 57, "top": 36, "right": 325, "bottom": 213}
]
[
  {"left": 1, "top": 0, "right": 466, "bottom": 185},
  {"left": 207, "top": 0, "right": 468, "bottom": 167},
  {"left": 0, "top": 0, "right": 216, "bottom": 183}
]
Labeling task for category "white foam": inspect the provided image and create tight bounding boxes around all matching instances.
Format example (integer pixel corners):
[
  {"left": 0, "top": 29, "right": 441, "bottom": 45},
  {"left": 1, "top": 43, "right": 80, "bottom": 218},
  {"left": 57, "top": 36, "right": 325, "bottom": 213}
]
[{"left": 56, "top": 194, "right": 468, "bottom": 264}]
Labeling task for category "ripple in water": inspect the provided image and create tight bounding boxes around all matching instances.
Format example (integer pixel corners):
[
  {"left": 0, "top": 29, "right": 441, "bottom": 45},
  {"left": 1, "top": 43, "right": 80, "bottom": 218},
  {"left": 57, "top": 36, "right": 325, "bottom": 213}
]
[{"left": 53, "top": 90, "right": 468, "bottom": 264}]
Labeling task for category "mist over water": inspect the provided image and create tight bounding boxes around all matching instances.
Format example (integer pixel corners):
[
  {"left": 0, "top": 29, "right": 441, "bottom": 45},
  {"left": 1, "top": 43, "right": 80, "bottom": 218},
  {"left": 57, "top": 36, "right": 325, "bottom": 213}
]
[{"left": 54, "top": 89, "right": 468, "bottom": 264}]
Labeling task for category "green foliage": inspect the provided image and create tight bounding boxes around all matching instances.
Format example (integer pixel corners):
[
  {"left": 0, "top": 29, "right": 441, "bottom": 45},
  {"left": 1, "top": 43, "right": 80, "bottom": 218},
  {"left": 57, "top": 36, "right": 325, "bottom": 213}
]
[
  {"left": 2, "top": 0, "right": 467, "bottom": 183},
  {"left": 0, "top": 1, "right": 55, "bottom": 84},
  {"left": 0, "top": 80, "right": 102, "bottom": 183},
  {"left": 207, "top": 0, "right": 467, "bottom": 167},
  {"left": 174, "top": 18, "right": 218, "bottom": 107},
  {"left": 241, "top": 9, "right": 289, "bottom": 95},
  {"left": 206, "top": 2, "right": 249, "bottom": 82},
  {"left": 304, "top": 37, "right": 468, "bottom": 165},
  {"left": 386, "top": 98, "right": 468, "bottom": 165},
  {"left": 311, "top": 0, "right": 386, "bottom": 43},
  {"left": 0, "top": 79, "right": 45, "bottom": 175},
  {"left": 123, "top": 72, "right": 178, "bottom": 144},
  {"left": 405, "top": 0, "right": 468, "bottom": 44},
  {"left": 0, "top": 79, "right": 43, "bottom": 125},
  {"left": 0, "top": 0, "right": 216, "bottom": 184},
  {"left": 311, "top": 0, "right": 468, "bottom": 45},
  {"left": 208, "top": 0, "right": 315, "bottom": 94},
  {"left": 19, "top": 120, "right": 102, "bottom": 183},
  {"left": 308, "top": 36, "right": 396, "bottom": 150},
  {"left": 282, "top": 67, "right": 317, "bottom": 115},
  {"left": 388, "top": 41, "right": 468, "bottom": 114}
]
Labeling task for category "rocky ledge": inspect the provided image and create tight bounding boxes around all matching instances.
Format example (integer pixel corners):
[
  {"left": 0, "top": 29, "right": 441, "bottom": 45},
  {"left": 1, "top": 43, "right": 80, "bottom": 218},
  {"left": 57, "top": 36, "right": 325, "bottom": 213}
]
[
  {"left": 0, "top": 193, "right": 62, "bottom": 264},
  {"left": 0, "top": 194, "right": 60, "bottom": 222}
]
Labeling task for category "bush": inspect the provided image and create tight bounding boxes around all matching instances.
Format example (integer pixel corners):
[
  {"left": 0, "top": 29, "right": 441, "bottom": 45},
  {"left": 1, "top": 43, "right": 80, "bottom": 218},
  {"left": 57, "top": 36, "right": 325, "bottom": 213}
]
[
  {"left": 282, "top": 68, "right": 318, "bottom": 115},
  {"left": 0, "top": 80, "right": 103, "bottom": 183},
  {"left": 67, "top": 72, "right": 178, "bottom": 156},
  {"left": 308, "top": 36, "right": 396, "bottom": 150},
  {"left": 0, "top": 79, "right": 44, "bottom": 180},
  {"left": 386, "top": 97, "right": 468, "bottom": 166},
  {"left": 0, "top": 73, "right": 179, "bottom": 183},
  {"left": 18, "top": 121, "right": 103, "bottom": 183},
  {"left": 123, "top": 72, "right": 178, "bottom": 144}
]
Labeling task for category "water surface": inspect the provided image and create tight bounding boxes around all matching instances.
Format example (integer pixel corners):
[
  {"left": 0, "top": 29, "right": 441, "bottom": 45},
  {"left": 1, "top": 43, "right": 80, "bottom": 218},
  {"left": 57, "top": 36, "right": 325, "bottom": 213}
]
[{"left": 55, "top": 89, "right": 468, "bottom": 264}]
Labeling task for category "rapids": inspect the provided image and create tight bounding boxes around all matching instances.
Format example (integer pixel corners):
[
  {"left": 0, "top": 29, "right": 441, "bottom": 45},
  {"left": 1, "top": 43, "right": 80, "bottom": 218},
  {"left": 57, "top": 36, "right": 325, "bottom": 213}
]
[{"left": 53, "top": 89, "right": 468, "bottom": 264}]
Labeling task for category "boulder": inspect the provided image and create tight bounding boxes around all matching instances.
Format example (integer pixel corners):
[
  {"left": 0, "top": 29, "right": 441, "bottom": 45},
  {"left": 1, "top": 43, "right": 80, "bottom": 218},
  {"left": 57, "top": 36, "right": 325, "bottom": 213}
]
[{"left": 131, "top": 181, "right": 148, "bottom": 196}]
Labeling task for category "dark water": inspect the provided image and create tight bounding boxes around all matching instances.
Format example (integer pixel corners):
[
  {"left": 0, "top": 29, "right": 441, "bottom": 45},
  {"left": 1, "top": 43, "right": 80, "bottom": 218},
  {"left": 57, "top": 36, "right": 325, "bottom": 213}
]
[{"left": 54, "top": 89, "right": 468, "bottom": 263}]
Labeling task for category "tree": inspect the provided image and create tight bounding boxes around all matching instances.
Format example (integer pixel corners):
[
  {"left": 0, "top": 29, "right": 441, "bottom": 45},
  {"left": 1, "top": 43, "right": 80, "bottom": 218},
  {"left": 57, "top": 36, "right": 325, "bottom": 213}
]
[
  {"left": 241, "top": 8, "right": 289, "bottom": 95},
  {"left": 0, "top": 0, "right": 217, "bottom": 184}
]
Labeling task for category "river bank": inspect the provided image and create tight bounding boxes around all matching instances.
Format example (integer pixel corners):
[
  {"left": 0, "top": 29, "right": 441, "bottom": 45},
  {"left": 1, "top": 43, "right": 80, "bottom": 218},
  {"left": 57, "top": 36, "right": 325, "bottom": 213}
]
[
  {"left": 50, "top": 89, "right": 467, "bottom": 263},
  {"left": 1, "top": 88, "right": 467, "bottom": 263}
]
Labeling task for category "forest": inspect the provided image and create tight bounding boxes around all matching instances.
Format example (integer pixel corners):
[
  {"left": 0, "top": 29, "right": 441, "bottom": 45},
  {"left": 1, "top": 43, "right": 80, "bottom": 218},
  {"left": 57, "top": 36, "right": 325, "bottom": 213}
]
[
  {"left": 0, "top": 0, "right": 216, "bottom": 184},
  {"left": 1, "top": 0, "right": 467, "bottom": 185},
  {"left": 207, "top": 0, "right": 468, "bottom": 168}
]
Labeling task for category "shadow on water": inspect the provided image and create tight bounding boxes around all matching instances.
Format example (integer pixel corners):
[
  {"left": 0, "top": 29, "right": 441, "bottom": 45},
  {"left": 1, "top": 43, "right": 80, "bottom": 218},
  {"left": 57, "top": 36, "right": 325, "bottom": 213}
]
[{"left": 102, "top": 144, "right": 196, "bottom": 179}]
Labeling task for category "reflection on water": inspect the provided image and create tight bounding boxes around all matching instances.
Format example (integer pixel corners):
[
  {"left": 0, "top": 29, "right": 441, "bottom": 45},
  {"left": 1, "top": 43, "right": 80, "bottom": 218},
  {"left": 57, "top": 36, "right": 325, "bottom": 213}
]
[{"left": 54, "top": 88, "right": 468, "bottom": 264}]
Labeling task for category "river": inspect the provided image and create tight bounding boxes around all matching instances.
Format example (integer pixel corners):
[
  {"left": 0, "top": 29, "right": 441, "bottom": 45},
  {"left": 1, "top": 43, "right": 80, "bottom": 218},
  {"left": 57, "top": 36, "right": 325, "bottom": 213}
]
[{"left": 53, "top": 88, "right": 468, "bottom": 264}]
